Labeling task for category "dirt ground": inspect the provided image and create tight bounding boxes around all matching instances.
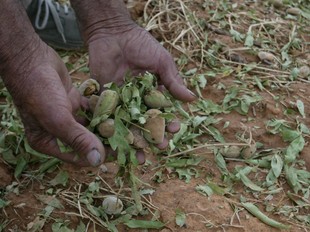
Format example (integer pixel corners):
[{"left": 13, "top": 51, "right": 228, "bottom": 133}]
[{"left": 1, "top": 0, "right": 310, "bottom": 231}]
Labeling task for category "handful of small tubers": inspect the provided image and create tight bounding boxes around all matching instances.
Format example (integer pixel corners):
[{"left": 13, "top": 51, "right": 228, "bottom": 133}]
[{"left": 78, "top": 73, "right": 179, "bottom": 153}]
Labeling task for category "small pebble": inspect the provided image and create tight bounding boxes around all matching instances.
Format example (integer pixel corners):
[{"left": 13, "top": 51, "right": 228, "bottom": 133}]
[
  {"left": 258, "top": 51, "right": 275, "bottom": 65},
  {"left": 102, "top": 195, "right": 123, "bottom": 215},
  {"left": 299, "top": 66, "right": 310, "bottom": 78}
]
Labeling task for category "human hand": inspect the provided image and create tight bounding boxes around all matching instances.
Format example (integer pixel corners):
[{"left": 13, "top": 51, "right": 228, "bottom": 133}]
[
  {"left": 87, "top": 24, "right": 196, "bottom": 102},
  {"left": 2, "top": 40, "right": 105, "bottom": 167}
]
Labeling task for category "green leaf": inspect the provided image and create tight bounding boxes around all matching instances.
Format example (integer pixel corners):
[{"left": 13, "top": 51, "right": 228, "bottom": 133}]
[
  {"left": 88, "top": 182, "right": 99, "bottom": 193},
  {"left": 265, "top": 169, "right": 277, "bottom": 187},
  {"left": 36, "top": 195, "right": 64, "bottom": 209},
  {"left": 125, "top": 220, "right": 165, "bottom": 229},
  {"left": 175, "top": 209, "right": 186, "bottom": 227},
  {"left": 43, "top": 205, "right": 55, "bottom": 217},
  {"left": 254, "top": 76, "right": 264, "bottom": 91},
  {"left": 137, "top": 72, "right": 154, "bottom": 90},
  {"left": 271, "top": 154, "right": 283, "bottom": 178},
  {"left": 196, "top": 99, "right": 223, "bottom": 114},
  {"left": 0, "top": 199, "right": 10, "bottom": 209},
  {"left": 159, "top": 112, "right": 176, "bottom": 121},
  {"left": 244, "top": 32, "right": 254, "bottom": 47},
  {"left": 90, "top": 114, "right": 109, "bottom": 128},
  {"left": 174, "top": 101, "right": 190, "bottom": 119},
  {"left": 175, "top": 167, "right": 199, "bottom": 183},
  {"left": 121, "top": 85, "right": 133, "bottom": 103},
  {"left": 215, "top": 152, "right": 228, "bottom": 174},
  {"left": 242, "top": 202, "right": 290, "bottom": 229},
  {"left": 1, "top": 149, "right": 17, "bottom": 165},
  {"left": 296, "top": 100, "right": 305, "bottom": 118},
  {"left": 285, "top": 135, "right": 305, "bottom": 163},
  {"left": 197, "top": 74, "right": 207, "bottom": 88},
  {"left": 196, "top": 184, "right": 213, "bottom": 197},
  {"left": 207, "top": 126, "right": 225, "bottom": 143},
  {"left": 57, "top": 139, "right": 74, "bottom": 153},
  {"left": 184, "top": 68, "right": 197, "bottom": 75},
  {"left": 285, "top": 165, "right": 302, "bottom": 193},
  {"left": 37, "top": 158, "right": 60, "bottom": 174},
  {"left": 281, "top": 128, "right": 300, "bottom": 142},
  {"left": 108, "top": 116, "right": 134, "bottom": 166},
  {"left": 207, "top": 182, "right": 227, "bottom": 195},
  {"left": 52, "top": 222, "right": 74, "bottom": 232},
  {"left": 192, "top": 116, "right": 207, "bottom": 128},
  {"left": 166, "top": 157, "right": 203, "bottom": 168},
  {"left": 85, "top": 203, "right": 101, "bottom": 217},
  {"left": 49, "top": 170, "right": 69, "bottom": 187},
  {"left": 222, "top": 87, "right": 239, "bottom": 108},
  {"left": 299, "top": 123, "right": 310, "bottom": 134},
  {"left": 14, "top": 155, "right": 27, "bottom": 179},
  {"left": 230, "top": 28, "right": 244, "bottom": 42},
  {"left": 129, "top": 172, "right": 143, "bottom": 212},
  {"left": 24, "top": 140, "right": 48, "bottom": 158},
  {"left": 173, "top": 123, "right": 188, "bottom": 144},
  {"left": 238, "top": 172, "right": 264, "bottom": 191}
]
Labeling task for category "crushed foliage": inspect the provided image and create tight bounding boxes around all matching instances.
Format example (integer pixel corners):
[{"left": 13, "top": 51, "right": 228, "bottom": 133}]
[{"left": 1, "top": 0, "right": 310, "bottom": 231}]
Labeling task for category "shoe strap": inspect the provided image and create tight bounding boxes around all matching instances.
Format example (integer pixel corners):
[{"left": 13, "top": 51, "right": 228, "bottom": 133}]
[{"left": 35, "top": 0, "right": 66, "bottom": 43}]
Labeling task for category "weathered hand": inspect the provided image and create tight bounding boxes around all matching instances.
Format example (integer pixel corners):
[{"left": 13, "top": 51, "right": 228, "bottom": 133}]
[
  {"left": 2, "top": 40, "right": 105, "bottom": 167},
  {"left": 87, "top": 25, "right": 196, "bottom": 102}
]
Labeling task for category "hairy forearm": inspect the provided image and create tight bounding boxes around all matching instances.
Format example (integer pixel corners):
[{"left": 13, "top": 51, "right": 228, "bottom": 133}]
[
  {"left": 70, "top": 0, "right": 136, "bottom": 42},
  {"left": 0, "top": 0, "right": 41, "bottom": 78}
]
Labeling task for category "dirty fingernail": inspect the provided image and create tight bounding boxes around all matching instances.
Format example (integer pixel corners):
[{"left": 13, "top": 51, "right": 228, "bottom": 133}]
[{"left": 87, "top": 149, "right": 102, "bottom": 166}]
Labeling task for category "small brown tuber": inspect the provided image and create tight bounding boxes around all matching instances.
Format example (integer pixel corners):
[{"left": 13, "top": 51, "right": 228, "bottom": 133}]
[
  {"left": 93, "top": 90, "right": 119, "bottom": 119},
  {"left": 97, "top": 119, "right": 115, "bottom": 138},
  {"left": 143, "top": 109, "right": 165, "bottom": 144},
  {"left": 143, "top": 89, "right": 173, "bottom": 109}
]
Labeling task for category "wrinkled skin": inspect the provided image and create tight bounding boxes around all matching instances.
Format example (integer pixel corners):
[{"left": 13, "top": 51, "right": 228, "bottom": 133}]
[
  {"left": 1, "top": 0, "right": 194, "bottom": 167},
  {"left": 88, "top": 25, "right": 196, "bottom": 102},
  {"left": 70, "top": 0, "right": 196, "bottom": 101},
  {"left": 86, "top": 25, "right": 191, "bottom": 159},
  {"left": 70, "top": 0, "right": 196, "bottom": 163},
  {"left": 2, "top": 38, "right": 105, "bottom": 167}
]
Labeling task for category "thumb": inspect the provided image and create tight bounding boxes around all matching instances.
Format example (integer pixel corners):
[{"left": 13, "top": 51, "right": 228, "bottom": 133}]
[
  {"left": 54, "top": 119, "right": 105, "bottom": 166},
  {"left": 25, "top": 124, "right": 105, "bottom": 167},
  {"left": 36, "top": 111, "right": 105, "bottom": 166}
]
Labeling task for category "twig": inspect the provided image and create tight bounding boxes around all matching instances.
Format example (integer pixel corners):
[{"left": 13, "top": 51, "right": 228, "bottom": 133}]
[
  {"left": 77, "top": 183, "right": 83, "bottom": 218},
  {"left": 163, "top": 142, "right": 249, "bottom": 159}
]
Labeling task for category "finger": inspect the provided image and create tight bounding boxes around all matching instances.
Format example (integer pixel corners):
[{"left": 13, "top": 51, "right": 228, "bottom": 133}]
[
  {"left": 40, "top": 109, "right": 105, "bottom": 166},
  {"left": 166, "top": 119, "right": 181, "bottom": 133},
  {"left": 158, "top": 52, "right": 197, "bottom": 102},
  {"left": 135, "top": 150, "right": 146, "bottom": 164},
  {"left": 68, "top": 87, "right": 90, "bottom": 112},
  {"left": 104, "top": 146, "right": 146, "bottom": 165},
  {"left": 25, "top": 129, "right": 94, "bottom": 166},
  {"left": 156, "top": 137, "right": 169, "bottom": 150},
  {"left": 67, "top": 87, "right": 91, "bottom": 126},
  {"left": 157, "top": 84, "right": 166, "bottom": 92}
]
